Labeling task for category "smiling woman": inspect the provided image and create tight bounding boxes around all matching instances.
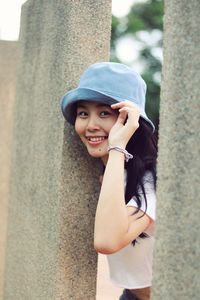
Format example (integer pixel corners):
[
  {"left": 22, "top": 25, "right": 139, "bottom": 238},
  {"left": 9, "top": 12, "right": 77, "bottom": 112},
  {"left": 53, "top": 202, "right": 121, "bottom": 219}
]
[
  {"left": 75, "top": 101, "right": 118, "bottom": 163},
  {"left": 60, "top": 62, "right": 157, "bottom": 300}
]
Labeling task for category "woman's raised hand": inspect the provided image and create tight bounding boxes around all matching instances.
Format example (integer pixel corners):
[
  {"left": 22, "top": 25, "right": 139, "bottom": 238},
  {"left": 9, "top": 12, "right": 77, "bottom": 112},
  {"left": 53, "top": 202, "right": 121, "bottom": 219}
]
[{"left": 108, "top": 100, "right": 140, "bottom": 148}]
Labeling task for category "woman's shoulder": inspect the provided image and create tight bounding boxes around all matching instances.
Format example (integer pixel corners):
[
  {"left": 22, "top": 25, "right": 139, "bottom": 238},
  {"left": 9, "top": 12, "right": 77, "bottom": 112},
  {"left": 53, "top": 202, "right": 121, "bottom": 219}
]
[
  {"left": 127, "top": 170, "right": 157, "bottom": 220},
  {"left": 143, "top": 170, "right": 154, "bottom": 181},
  {"left": 142, "top": 170, "right": 155, "bottom": 186}
]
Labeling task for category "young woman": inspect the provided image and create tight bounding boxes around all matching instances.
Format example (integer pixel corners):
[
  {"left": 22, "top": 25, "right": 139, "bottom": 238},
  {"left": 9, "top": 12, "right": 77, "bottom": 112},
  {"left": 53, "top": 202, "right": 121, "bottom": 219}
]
[{"left": 60, "top": 62, "right": 157, "bottom": 300}]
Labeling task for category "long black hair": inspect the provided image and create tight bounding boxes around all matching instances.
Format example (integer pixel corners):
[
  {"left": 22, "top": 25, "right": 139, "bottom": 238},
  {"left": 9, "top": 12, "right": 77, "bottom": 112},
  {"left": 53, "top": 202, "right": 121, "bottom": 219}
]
[{"left": 125, "top": 118, "right": 158, "bottom": 245}]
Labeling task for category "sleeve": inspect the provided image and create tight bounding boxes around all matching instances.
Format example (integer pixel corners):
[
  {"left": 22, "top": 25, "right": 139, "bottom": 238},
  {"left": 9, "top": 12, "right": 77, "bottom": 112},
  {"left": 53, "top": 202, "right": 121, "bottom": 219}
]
[{"left": 126, "top": 171, "right": 157, "bottom": 221}]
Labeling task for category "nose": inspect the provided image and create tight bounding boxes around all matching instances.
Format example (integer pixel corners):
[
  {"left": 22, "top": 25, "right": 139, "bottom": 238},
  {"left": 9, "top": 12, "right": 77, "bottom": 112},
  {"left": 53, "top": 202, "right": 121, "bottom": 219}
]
[{"left": 86, "top": 115, "right": 100, "bottom": 131}]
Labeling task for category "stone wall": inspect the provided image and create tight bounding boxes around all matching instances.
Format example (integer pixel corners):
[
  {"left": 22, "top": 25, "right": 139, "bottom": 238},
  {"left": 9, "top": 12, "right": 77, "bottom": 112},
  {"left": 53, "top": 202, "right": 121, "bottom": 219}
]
[
  {"left": 3, "top": 1, "right": 112, "bottom": 299},
  {"left": 152, "top": 1, "right": 200, "bottom": 299},
  {"left": 0, "top": 40, "right": 18, "bottom": 300}
]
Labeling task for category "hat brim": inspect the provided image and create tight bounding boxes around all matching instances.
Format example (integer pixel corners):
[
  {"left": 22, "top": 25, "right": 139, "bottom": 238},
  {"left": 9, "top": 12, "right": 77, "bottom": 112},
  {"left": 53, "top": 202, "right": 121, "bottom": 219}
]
[{"left": 60, "top": 87, "right": 155, "bottom": 132}]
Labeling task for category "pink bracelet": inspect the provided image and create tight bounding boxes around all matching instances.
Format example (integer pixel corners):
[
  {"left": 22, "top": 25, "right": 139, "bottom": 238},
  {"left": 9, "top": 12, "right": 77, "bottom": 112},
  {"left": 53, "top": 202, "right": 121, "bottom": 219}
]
[{"left": 108, "top": 146, "right": 133, "bottom": 162}]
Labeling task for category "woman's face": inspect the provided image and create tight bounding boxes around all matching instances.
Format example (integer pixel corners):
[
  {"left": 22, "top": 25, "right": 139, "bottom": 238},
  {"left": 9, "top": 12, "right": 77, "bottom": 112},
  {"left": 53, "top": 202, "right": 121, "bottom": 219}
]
[{"left": 75, "top": 100, "right": 118, "bottom": 165}]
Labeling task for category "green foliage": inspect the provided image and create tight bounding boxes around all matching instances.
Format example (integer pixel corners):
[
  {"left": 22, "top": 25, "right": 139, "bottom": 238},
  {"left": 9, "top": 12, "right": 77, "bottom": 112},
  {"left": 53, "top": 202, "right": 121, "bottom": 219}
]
[
  {"left": 127, "top": 0, "right": 163, "bottom": 32},
  {"left": 111, "top": 0, "right": 164, "bottom": 129}
]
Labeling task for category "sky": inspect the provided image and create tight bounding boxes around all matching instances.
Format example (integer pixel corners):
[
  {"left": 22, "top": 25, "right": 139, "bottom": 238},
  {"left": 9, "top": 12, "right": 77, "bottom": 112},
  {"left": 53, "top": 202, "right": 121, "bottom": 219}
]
[
  {"left": 0, "top": 0, "right": 145, "bottom": 40},
  {"left": 0, "top": 0, "right": 27, "bottom": 40}
]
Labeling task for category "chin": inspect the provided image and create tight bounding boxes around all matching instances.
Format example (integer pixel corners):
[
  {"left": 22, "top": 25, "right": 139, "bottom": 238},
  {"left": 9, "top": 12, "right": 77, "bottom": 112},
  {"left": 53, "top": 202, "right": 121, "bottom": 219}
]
[
  {"left": 87, "top": 148, "right": 107, "bottom": 159},
  {"left": 88, "top": 151, "right": 107, "bottom": 159}
]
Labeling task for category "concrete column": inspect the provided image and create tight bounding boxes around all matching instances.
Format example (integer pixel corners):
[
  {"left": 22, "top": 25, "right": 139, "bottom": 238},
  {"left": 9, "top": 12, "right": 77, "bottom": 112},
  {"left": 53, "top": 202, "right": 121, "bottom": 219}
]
[
  {"left": 3, "top": 1, "right": 111, "bottom": 300},
  {"left": 152, "top": 1, "right": 200, "bottom": 299},
  {"left": 0, "top": 41, "right": 18, "bottom": 300}
]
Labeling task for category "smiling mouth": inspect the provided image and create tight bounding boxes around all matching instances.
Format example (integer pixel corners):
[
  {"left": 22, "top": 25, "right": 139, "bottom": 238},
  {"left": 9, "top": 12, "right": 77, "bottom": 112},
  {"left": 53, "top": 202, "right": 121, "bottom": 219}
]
[{"left": 86, "top": 136, "right": 108, "bottom": 142}]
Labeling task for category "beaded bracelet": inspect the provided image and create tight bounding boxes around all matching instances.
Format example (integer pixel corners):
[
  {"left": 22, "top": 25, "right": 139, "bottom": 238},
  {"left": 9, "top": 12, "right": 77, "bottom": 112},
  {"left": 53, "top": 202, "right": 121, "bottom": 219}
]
[{"left": 108, "top": 146, "right": 133, "bottom": 162}]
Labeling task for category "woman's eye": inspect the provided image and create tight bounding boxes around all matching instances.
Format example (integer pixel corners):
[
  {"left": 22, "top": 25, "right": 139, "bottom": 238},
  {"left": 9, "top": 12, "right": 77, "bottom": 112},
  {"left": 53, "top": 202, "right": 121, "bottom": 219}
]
[
  {"left": 77, "top": 111, "right": 88, "bottom": 117},
  {"left": 100, "top": 111, "right": 111, "bottom": 117}
]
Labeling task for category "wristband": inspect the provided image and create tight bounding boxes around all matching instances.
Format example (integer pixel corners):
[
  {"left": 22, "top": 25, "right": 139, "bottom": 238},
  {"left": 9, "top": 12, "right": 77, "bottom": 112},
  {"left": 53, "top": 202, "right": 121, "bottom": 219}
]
[{"left": 108, "top": 145, "right": 133, "bottom": 162}]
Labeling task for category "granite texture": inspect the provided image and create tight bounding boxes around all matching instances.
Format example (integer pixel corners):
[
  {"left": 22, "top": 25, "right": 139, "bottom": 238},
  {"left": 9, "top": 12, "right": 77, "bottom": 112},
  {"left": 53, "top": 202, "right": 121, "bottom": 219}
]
[
  {"left": 3, "top": 1, "right": 111, "bottom": 299},
  {"left": 152, "top": 1, "right": 200, "bottom": 299},
  {"left": 0, "top": 40, "right": 18, "bottom": 300}
]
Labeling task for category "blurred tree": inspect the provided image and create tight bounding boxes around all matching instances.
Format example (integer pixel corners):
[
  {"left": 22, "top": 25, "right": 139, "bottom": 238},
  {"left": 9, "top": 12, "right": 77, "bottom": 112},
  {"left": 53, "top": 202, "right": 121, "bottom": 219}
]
[{"left": 111, "top": 0, "right": 164, "bottom": 129}]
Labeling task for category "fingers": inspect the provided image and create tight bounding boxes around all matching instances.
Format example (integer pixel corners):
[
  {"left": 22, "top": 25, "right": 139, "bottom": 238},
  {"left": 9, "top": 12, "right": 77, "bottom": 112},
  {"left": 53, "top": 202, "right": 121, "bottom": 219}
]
[
  {"left": 111, "top": 101, "right": 140, "bottom": 128},
  {"left": 115, "top": 109, "right": 128, "bottom": 125},
  {"left": 108, "top": 101, "right": 140, "bottom": 146},
  {"left": 111, "top": 100, "right": 139, "bottom": 111}
]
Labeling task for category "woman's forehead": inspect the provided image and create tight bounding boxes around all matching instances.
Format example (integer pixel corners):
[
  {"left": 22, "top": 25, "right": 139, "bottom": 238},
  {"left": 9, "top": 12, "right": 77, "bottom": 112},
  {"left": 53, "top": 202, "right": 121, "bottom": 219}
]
[{"left": 76, "top": 100, "right": 110, "bottom": 108}]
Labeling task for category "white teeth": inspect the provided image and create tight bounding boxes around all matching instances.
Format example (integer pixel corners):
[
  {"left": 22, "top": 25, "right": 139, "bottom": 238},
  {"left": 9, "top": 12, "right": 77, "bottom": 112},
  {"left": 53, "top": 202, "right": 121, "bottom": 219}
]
[{"left": 87, "top": 137, "right": 106, "bottom": 142}]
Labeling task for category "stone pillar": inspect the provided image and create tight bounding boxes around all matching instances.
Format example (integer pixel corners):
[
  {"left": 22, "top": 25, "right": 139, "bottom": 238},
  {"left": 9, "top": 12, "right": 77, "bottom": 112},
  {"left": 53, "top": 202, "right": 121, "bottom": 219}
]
[
  {"left": 0, "top": 41, "right": 18, "bottom": 300},
  {"left": 3, "top": 1, "right": 111, "bottom": 300},
  {"left": 152, "top": 1, "right": 200, "bottom": 299}
]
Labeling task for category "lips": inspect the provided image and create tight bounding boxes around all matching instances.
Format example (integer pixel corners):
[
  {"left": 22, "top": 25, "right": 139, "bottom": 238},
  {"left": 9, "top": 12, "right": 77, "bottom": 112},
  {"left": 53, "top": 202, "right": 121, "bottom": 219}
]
[
  {"left": 86, "top": 136, "right": 107, "bottom": 142},
  {"left": 85, "top": 136, "right": 108, "bottom": 146}
]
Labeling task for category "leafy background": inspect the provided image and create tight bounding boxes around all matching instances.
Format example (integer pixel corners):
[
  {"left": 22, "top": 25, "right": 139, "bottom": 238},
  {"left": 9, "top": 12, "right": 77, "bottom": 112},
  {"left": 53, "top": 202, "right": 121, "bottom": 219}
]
[{"left": 111, "top": 0, "right": 164, "bottom": 129}]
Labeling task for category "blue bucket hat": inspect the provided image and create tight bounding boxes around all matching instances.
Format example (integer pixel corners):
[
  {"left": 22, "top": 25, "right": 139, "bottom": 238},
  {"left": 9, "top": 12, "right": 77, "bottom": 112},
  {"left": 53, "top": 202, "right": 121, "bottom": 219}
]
[{"left": 60, "top": 62, "right": 155, "bottom": 132}]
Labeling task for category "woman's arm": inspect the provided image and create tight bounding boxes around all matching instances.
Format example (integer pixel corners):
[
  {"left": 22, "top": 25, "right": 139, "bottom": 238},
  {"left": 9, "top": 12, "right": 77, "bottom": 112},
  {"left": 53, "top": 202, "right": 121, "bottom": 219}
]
[
  {"left": 94, "top": 150, "right": 152, "bottom": 254},
  {"left": 94, "top": 101, "right": 152, "bottom": 254}
]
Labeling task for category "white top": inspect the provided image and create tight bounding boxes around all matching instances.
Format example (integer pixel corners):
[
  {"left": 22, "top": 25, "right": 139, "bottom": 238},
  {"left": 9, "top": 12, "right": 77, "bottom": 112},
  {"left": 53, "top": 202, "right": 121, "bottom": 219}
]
[{"left": 106, "top": 170, "right": 156, "bottom": 289}]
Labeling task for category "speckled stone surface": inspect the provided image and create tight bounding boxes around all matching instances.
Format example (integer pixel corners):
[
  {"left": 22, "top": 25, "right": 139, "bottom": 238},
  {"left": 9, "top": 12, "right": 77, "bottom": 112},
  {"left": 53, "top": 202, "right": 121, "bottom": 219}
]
[
  {"left": 3, "top": 1, "right": 111, "bottom": 299},
  {"left": 0, "top": 40, "right": 18, "bottom": 300},
  {"left": 152, "top": 1, "right": 200, "bottom": 299}
]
